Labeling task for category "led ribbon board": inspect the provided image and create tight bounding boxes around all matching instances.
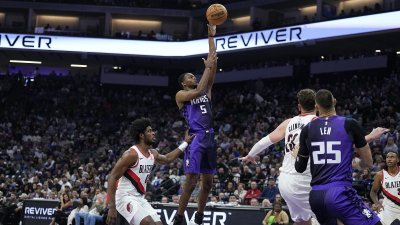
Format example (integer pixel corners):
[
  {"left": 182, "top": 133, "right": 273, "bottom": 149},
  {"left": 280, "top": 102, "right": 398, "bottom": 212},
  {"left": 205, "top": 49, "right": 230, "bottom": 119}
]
[{"left": 1, "top": 11, "right": 400, "bottom": 57}]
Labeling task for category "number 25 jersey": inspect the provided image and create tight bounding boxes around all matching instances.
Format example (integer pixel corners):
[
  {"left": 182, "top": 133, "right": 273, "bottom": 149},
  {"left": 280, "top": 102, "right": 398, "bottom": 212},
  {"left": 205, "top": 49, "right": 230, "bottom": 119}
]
[{"left": 301, "top": 116, "right": 367, "bottom": 186}]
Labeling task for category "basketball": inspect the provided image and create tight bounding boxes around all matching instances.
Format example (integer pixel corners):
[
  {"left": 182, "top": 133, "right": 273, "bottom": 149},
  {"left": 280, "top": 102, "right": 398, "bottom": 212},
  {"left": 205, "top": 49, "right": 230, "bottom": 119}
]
[{"left": 206, "top": 4, "right": 228, "bottom": 25}]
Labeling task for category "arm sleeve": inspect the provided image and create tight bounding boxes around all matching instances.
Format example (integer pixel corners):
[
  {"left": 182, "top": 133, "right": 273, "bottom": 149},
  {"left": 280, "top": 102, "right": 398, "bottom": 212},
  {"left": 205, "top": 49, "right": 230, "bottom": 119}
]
[
  {"left": 295, "top": 126, "right": 309, "bottom": 173},
  {"left": 345, "top": 118, "right": 367, "bottom": 148},
  {"left": 248, "top": 135, "right": 273, "bottom": 157}
]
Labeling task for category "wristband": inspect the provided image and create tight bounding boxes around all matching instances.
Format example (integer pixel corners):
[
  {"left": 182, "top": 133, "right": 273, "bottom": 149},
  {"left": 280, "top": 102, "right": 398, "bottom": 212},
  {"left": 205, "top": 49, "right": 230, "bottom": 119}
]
[{"left": 178, "top": 141, "right": 189, "bottom": 151}]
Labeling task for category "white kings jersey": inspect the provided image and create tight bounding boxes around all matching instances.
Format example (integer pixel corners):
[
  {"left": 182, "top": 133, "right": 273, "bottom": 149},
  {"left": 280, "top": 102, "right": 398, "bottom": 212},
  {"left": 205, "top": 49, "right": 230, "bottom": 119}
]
[
  {"left": 280, "top": 114, "right": 316, "bottom": 175},
  {"left": 381, "top": 167, "right": 400, "bottom": 210},
  {"left": 116, "top": 145, "right": 155, "bottom": 196}
]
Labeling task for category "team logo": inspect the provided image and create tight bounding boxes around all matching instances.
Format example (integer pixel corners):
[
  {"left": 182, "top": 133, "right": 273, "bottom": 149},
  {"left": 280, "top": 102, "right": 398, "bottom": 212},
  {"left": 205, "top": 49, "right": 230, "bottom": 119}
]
[
  {"left": 186, "top": 159, "right": 190, "bottom": 167},
  {"left": 126, "top": 203, "right": 133, "bottom": 213},
  {"left": 362, "top": 208, "right": 372, "bottom": 218}
]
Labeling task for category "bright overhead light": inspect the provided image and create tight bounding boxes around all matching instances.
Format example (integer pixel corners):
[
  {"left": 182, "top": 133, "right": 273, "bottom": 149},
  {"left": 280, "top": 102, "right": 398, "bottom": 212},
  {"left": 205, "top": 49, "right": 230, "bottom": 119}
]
[
  {"left": 396, "top": 51, "right": 400, "bottom": 55},
  {"left": 71, "top": 64, "right": 87, "bottom": 68},
  {"left": 320, "top": 56, "right": 325, "bottom": 59},
  {"left": 375, "top": 49, "right": 381, "bottom": 53},
  {"left": 10, "top": 60, "right": 42, "bottom": 64}
]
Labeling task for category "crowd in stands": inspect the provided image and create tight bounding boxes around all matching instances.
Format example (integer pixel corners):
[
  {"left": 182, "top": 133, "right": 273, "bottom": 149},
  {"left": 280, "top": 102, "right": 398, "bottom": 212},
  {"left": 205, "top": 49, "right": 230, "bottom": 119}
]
[{"left": 0, "top": 65, "right": 399, "bottom": 224}]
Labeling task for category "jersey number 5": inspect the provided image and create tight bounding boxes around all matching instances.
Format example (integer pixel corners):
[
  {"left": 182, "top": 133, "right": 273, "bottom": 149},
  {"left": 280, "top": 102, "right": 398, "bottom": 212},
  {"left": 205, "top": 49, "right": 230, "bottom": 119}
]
[
  {"left": 311, "top": 141, "right": 341, "bottom": 164},
  {"left": 200, "top": 105, "right": 207, "bottom": 114}
]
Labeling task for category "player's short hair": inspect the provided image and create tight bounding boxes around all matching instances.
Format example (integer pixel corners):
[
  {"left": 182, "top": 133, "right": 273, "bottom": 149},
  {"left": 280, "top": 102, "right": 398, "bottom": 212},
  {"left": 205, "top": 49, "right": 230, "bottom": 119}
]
[
  {"left": 131, "top": 118, "right": 151, "bottom": 143},
  {"left": 386, "top": 149, "right": 399, "bottom": 157},
  {"left": 316, "top": 89, "right": 334, "bottom": 110},
  {"left": 178, "top": 73, "right": 189, "bottom": 89},
  {"left": 297, "top": 89, "right": 316, "bottom": 111}
]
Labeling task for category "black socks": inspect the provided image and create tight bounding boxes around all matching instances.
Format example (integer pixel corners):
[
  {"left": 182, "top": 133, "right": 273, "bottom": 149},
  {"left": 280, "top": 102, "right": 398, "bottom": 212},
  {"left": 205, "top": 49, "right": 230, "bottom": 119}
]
[
  {"left": 173, "top": 214, "right": 184, "bottom": 225},
  {"left": 194, "top": 212, "right": 204, "bottom": 225}
]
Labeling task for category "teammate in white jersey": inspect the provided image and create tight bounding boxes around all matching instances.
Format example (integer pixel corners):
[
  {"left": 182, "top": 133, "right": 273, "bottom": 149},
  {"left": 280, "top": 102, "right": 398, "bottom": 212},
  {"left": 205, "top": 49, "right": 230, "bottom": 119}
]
[
  {"left": 106, "top": 118, "right": 195, "bottom": 225},
  {"left": 370, "top": 149, "right": 400, "bottom": 225},
  {"left": 241, "top": 89, "right": 388, "bottom": 225}
]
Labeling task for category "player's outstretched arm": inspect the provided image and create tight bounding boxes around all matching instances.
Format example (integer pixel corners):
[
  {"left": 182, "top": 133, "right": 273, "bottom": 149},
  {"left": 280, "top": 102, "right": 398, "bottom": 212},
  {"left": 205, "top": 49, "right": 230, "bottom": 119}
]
[
  {"left": 357, "top": 144, "right": 373, "bottom": 169},
  {"left": 365, "top": 127, "right": 389, "bottom": 142},
  {"left": 153, "top": 130, "right": 195, "bottom": 164},
  {"left": 347, "top": 119, "right": 373, "bottom": 169},
  {"left": 106, "top": 150, "right": 138, "bottom": 225},
  {"left": 240, "top": 119, "right": 290, "bottom": 164},
  {"left": 206, "top": 24, "right": 217, "bottom": 99},
  {"left": 176, "top": 51, "right": 218, "bottom": 104},
  {"left": 370, "top": 171, "right": 384, "bottom": 212}
]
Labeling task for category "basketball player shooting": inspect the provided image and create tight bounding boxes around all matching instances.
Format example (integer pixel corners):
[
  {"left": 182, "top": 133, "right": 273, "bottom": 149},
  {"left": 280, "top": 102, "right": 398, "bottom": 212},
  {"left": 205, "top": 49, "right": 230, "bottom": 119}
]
[
  {"left": 106, "top": 118, "right": 195, "bottom": 225},
  {"left": 171, "top": 24, "right": 218, "bottom": 225}
]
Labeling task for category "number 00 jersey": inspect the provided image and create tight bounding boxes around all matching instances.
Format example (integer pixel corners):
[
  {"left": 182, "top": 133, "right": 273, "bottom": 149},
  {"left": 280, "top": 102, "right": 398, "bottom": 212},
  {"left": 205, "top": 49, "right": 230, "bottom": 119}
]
[
  {"left": 116, "top": 145, "right": 155, "bottom": 196},
  {"left": 381, "top": 167, "right": 400, "bottom": 209},
  {"left": 280, "top": 114, "right": 316, "bottom": 175}
]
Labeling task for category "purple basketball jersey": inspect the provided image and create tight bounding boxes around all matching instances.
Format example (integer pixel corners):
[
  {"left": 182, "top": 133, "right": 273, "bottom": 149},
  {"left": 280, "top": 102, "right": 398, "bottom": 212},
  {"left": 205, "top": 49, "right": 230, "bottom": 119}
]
[
  {"left": 306, "top": 116, "right": 354, "bottom": 186},
  {"left": 305, "top": 116, "right": 380, "bottom": 225},
  {"left": 180, "top": 93, "right": 213, "bottom": 132},
  {"left": 180, "top": 93, "right": 216, "bottom": 174}
]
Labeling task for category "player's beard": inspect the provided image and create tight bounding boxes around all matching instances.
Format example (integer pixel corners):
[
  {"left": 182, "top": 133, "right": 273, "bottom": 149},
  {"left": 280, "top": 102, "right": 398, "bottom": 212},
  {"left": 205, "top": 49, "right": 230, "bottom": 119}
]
[
  {"left": 144, "top": 137, "right": 156, "bottom": 146},
  {"left": 189, "top": 83, "right": 197, "bottom": 89}
]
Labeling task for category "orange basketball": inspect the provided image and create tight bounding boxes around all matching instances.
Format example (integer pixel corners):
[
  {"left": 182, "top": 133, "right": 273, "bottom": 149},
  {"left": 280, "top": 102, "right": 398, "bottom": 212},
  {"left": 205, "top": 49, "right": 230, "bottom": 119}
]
[{"left": 206, "top": 4, "right": 228, "bottom": 25}]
